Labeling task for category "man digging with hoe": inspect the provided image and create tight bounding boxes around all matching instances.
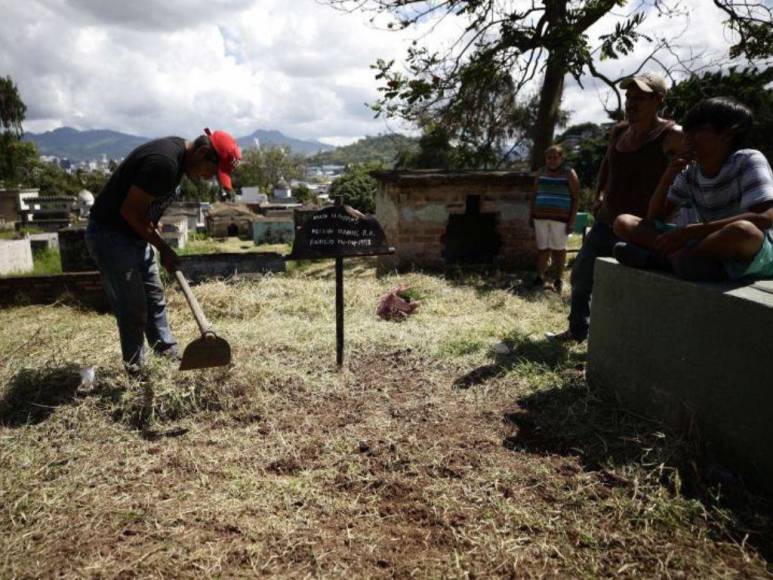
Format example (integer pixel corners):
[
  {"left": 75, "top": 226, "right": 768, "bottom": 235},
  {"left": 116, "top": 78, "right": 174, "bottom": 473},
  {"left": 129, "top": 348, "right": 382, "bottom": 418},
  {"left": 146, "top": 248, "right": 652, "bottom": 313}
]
[{"left": 86, "top": 129, "right": 241, "bottom": 375}]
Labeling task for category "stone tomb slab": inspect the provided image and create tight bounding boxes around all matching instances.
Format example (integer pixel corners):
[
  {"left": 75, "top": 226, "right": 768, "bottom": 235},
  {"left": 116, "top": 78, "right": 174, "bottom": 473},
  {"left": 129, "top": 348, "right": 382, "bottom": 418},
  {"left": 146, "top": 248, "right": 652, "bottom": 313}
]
[
  {"left": 0, "top": 238, "right": 33, "bottom": 275},
  {"left": 588, "top": 258, "right": 773, "bottom": 490}
]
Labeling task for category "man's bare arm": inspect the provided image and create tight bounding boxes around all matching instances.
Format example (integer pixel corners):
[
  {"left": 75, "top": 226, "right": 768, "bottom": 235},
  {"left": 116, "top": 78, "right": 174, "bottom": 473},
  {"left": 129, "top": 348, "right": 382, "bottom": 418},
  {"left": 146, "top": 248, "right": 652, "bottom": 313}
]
[
  {"left": 662, "top": 125, "right": 686, "bottom": 159},
  {"left": 648, "top": 126, "right": 689, "bottom": 221},
  {"left": 647, "top": 159, "right": 687, "bottom": 221}
]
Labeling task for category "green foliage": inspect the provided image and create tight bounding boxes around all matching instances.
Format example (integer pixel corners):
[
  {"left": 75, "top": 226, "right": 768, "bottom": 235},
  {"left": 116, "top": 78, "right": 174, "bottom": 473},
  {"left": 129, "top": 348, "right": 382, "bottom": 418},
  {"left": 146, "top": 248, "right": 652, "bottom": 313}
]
[
  {"left": 663, "top": 66, "right": 773, "bottom": 160},
  {"left": 74, "top": 167, "right": 108, "bottom": 194},
  {"left": 178, "top": 174, "right": 218, "bottom": 202},
  {"left": 309, "top": 134, "right": 419, "bottom": 167},
  {"left": 0, "top": 133, "right": 37, "bottom": 186},
  {"left": 0, "top": 76, "right": 36, "bottom": 187},
  {"left": 188, "top": 231, "right": 210, "bottom": 242},
  {"left": 396, "top": 125, "right": 454, "bottom": 169},
  {"left": 329, "top": 163, "right": 383, "bottom": 214},
  {"left": 598, "top": 13, "right": 649, "bottom": 61},
  {"left": 0, "top": 76, "right": 26, "bottom": 137},
  {"left": 30, "top": 248, "right": 62, "bottom": 276},
  {"left": 564, "top": 137, "right": 608, "bottom": 197},
  {"left": 291, "top": 183, "right": 314, "bottom": 204},
  {"left": 21, "top": 160, "right": 107, "bottom": 197},
  {"left": 232, "top": 146, "right": 306, "bottom": 193},
  {"left": 713, "top": 0, "right": 773, "bottom": 60},
  {"left": 558, "top": 123, "right": 606, "bottom": 141}
]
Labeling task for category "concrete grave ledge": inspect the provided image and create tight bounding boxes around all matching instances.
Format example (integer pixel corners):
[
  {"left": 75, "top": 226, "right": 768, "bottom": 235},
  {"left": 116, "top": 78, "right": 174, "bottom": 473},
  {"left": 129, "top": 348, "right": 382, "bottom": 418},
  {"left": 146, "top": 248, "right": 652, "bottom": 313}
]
[
  {"left": 0, "top": 271, "right": 108, "bottom": 311},
  {"left": 0, "top": 253, "right": 286, "bottom": 310},
  {"left": 588, "top": 257, "right": 773, "bottom": 490},
  {"left": 178, "top": 252, "right": 285, "bottom": 284}
]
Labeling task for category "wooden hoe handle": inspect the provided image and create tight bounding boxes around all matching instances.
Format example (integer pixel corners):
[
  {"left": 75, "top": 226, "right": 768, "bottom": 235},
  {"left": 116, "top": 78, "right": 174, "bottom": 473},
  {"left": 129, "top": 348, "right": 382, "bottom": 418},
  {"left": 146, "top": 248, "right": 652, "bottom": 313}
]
[{"left": 174, "top": 270, "right": 212, "bottom": 337}]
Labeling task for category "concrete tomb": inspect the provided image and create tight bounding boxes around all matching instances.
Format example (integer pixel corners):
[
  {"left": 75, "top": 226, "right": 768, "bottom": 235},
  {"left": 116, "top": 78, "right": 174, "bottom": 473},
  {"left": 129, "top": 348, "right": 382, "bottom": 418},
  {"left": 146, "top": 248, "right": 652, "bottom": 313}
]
[
  {"left": 159, "top": 217, "right": 189, "bottom": 249},
  {"left": 0, "top": 238, "right": 33, "bottom": 275},
  {"left": 588, "top": 258, "right": 773, "bottom": 490},
  {"left": 58, "top": 226, "right": 98, "bottom": 272},
  {"left": 371, "top": 170, "right": 536, "bottom": 271}
]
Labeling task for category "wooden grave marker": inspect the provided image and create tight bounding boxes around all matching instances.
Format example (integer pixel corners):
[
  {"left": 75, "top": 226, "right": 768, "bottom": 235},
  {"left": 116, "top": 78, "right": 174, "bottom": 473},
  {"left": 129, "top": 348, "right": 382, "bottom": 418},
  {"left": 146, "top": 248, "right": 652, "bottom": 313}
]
[{"left": 285, "top": 197, "right": 394, "bottom": 367}]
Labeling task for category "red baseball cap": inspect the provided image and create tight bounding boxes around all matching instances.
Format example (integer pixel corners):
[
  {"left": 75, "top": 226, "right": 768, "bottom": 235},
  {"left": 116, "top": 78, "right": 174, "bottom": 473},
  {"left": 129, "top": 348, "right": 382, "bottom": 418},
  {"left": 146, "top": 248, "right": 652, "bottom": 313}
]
[{"left": 204, "top": 128, "right": 242, "bottom": 191}]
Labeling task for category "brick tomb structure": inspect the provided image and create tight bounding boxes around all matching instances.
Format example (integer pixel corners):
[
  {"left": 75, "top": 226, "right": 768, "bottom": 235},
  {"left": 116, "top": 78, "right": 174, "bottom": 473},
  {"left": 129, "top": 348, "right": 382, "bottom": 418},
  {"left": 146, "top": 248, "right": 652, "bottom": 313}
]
[
  {"left": 371, "top": 171, "right": 536, "bottom": 271},
  {"left": 206, "top": 203, "right": 258, "bottom": 239}
]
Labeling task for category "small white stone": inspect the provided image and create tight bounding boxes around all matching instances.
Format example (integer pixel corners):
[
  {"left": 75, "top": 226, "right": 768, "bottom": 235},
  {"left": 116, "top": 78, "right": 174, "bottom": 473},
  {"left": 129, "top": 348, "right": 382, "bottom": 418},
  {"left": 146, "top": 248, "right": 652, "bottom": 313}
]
[
  {"left": 493, "top": 342, "right": 510, "bottom": 355},
  {"left": 79, "top": 367, "right": 95, "bottom": 387}
]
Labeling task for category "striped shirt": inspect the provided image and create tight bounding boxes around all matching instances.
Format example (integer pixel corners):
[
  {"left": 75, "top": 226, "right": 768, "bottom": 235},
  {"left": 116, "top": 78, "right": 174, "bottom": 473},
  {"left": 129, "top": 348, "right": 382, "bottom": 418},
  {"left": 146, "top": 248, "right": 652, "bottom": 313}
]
[
  {"left": 532, "top": 171, "right": 574, "bottom": 223},
  {"left": 667, "top": 149, "right": 773, "bottom": 226}
]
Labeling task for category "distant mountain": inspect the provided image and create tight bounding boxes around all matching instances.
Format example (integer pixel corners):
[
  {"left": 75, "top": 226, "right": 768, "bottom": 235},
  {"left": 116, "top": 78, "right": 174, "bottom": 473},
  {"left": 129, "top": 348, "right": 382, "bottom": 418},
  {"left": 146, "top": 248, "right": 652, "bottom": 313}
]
[
  {"left": 24, "top": 127, "right": 148, "bottom": 162},
  {"left": 24, "top": 127, "right": 335, "bottom": 162},
  {"left": 237, "top": 129, "right": 333, "bottom": 156},
  {"left": 309, "top": 133, "right": 419, "bottom": 167}
]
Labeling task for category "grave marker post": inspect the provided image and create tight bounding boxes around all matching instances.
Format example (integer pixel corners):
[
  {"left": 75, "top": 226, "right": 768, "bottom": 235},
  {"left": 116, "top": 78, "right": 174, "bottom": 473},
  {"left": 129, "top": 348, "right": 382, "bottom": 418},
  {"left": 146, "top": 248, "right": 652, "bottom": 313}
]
[{"left": 285, "top": 196, "right": 394, "bottom": 367}]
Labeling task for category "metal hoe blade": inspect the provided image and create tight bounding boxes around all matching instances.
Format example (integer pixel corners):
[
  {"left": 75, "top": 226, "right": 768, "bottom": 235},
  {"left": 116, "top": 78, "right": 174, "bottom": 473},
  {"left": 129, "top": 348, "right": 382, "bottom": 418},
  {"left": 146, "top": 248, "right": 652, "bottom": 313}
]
[{"left": 179, "top": 332, "right": 231, "bottom": 371}]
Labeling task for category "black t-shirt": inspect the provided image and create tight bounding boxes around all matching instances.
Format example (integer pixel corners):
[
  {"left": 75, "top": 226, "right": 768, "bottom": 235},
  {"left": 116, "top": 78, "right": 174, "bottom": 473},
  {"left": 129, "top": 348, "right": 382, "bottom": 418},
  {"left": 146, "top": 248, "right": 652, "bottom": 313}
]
[{"left": 90, "top": 137, "right": 186, "bottom": 237}]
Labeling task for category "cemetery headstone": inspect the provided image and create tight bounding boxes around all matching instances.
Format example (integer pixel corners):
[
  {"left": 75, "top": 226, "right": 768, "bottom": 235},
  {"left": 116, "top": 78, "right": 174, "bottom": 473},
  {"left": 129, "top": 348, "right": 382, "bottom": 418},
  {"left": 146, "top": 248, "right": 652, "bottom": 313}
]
[{"left": 286, "top": 198, "right": 393, "bottom": 367}]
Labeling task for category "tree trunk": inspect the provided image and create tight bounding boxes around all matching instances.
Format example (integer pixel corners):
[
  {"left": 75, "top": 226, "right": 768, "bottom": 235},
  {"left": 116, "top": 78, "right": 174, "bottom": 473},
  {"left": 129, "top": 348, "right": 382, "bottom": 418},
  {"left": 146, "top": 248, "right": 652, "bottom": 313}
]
[
  {"left": 530, "top": 54, "right": 565, "bottom": 171},
  {"left": 530, "top": 0, "right": 567, "bottom": 171}
]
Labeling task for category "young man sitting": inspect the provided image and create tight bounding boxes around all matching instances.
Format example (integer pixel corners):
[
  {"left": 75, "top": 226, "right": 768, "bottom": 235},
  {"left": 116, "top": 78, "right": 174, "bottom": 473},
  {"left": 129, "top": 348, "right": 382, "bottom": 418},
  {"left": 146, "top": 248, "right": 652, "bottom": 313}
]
[{"left": 613, "top": 97, "right": 773, "bottom": 281}]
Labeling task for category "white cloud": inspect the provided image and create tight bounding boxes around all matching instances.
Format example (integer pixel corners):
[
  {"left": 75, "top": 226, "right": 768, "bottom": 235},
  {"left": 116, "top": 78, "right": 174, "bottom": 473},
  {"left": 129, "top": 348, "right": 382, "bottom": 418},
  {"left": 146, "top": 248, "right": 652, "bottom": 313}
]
[
  {"left": 0, "top": 0, "right": 757, "bottom": 143},
  {"left": 3, "top": 0, "right": 419, "bottom": 141}
]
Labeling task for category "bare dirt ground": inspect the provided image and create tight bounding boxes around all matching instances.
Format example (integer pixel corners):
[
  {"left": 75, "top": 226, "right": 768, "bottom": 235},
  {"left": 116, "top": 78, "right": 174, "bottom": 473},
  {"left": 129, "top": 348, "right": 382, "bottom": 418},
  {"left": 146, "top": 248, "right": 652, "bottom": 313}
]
[{"left": 1, "top": 264, "right": 770, "bottom": 577}]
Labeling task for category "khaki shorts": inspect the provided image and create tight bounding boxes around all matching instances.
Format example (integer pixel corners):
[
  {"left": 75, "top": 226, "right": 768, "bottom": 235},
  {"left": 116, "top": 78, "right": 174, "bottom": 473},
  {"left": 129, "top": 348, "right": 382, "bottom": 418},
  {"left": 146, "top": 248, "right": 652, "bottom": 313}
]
[{"left": 534, "top": 219, "right": 569, "bottom": 250}]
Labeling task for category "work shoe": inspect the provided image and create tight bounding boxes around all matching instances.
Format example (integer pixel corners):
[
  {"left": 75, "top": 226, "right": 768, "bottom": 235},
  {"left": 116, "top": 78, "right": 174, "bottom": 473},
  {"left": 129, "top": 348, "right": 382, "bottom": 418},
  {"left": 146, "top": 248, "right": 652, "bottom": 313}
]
[
  {"left": 156, "top": 347, "right": 181, "bottom": 363},
  {"left": 125, "top": 363, "right": 146, "bottom": 378},
  {"left": 546, "top": 329, "right": 585, "bottom": 343}
]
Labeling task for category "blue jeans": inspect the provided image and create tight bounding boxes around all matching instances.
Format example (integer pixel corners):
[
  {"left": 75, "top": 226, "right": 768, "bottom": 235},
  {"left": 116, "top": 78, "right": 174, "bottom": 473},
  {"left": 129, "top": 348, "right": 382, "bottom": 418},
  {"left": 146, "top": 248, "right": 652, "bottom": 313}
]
[
  {"left": 86, "top": 220, "right": 177, "bottom": 367},
  {"left": 568, "top": 222, "right": 621, "bottom": 340}
]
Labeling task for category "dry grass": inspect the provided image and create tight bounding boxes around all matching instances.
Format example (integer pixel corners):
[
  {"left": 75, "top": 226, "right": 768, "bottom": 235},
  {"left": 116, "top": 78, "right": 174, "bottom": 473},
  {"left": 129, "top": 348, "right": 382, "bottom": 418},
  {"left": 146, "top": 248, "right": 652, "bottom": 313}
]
[{"left": 0, "top": 261, "right": 771, "bottom": 578}]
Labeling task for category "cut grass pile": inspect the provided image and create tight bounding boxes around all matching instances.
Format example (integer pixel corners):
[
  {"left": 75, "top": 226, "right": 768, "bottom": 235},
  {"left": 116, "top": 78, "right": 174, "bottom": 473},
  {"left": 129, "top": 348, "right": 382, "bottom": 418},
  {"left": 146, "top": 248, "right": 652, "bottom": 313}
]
[{"left": 0, "top": 262, "right": 770, "bottom": 577}]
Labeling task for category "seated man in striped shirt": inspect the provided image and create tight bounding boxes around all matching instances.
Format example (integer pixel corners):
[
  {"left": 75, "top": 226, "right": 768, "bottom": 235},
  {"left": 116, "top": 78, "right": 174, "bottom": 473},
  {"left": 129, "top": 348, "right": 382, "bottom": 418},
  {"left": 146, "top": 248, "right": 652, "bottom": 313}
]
[
  {"left": 613, "top": 97, "right": 773, "bottom": 281},
  {"left": 529, "top": 144, "right": 580, "bottom": 292}
]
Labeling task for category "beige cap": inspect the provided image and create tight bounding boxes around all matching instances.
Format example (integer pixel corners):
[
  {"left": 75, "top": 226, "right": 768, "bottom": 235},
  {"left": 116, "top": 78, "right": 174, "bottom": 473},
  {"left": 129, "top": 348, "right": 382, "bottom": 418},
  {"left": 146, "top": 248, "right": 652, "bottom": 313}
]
[{"left": 619, "top": 72, "right": 668, "bottom": 95}]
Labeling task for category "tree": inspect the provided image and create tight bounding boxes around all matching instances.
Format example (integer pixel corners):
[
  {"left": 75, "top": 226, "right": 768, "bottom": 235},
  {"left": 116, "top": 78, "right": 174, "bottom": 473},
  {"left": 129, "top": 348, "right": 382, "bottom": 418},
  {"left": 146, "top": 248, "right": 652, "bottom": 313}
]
[
  {"left": 328, "top": 0, "right": 772, "bottom": 170},
  {"left": 0, "top": 76, "right": 26, "bottom": 138},
  {"left": 558, "top": 122, "right": 608, "bottom": 192},
  {"left": 329, "top": 163, "right": 384, "bottom": 213},
  {"left": 563, "top": 134, "right": 608, "bottom": 209},
  {"left": 0, "top": 76, "right": 37, "bottom": 186},
  {"left": 178, "top": 174, "right": 218, "bottom": 202},
  {"left": 395, "top": 124, "right": 455, "bottom": 169},
  {"left": 232, "top": 146, "right": 307, "bottom": 193},
  {"left": 292, "top": 183, "right": 315, "bottom": 204},
  {"left": 713, "top": 0, "right": 773, "bottom": 60},
  {"left": 309, "top": 133, "right": 419, "bottom": 166}
]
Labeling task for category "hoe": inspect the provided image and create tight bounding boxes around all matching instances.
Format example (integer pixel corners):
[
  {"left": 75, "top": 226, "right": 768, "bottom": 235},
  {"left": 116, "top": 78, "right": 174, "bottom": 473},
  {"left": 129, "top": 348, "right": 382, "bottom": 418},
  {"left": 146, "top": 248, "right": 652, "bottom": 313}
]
[{"left": 174, "top": 271, "right": 232, "bottom": 370}]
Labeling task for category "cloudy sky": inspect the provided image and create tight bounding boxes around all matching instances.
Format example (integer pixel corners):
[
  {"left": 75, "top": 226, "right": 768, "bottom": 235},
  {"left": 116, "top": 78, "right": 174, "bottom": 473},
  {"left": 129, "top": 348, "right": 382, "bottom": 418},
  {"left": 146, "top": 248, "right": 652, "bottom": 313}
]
[{"left": 0, "top": 0, "right": 744, "bottom": 145}]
